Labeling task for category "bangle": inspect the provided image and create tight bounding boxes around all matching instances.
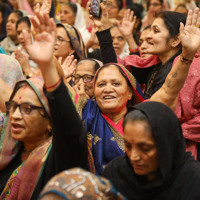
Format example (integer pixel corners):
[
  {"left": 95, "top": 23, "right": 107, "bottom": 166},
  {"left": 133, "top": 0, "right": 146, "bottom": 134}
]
[
  {"left": 44, "top": 77, "right": 61, "bottom": 90},
  {"left": 180, "top": 54, "right": 193, "bottom": 64}
]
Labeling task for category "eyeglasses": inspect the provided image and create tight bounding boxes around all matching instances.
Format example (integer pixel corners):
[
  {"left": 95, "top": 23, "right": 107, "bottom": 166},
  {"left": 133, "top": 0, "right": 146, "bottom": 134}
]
[
  {"left": 149, "top": 3, "right": 161, "bottom": 7},
  {"left": 56, "top": 36, "right": 70, "bottom": 45},
  {"left": 6, "top": 100, "right": 46, "bottom": 116},
  {"left": 71, "top": 74, "right": 94, "bottom": 84}
]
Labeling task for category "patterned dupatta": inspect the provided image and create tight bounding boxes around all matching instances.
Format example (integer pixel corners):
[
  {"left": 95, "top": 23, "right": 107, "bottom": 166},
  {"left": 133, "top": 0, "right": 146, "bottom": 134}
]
[
  {"left": 56, "top": 23, "right": 87, "bottom": 60},
  {"left": 76, "top": 63, "right": 144, "bottom": 175},
  {"left": 0, "top": 77, "right": 52, "bottom": 199}
]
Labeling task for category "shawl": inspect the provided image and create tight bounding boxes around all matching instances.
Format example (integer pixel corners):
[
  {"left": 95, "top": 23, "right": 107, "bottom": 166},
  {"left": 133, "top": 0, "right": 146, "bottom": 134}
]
[
  {"left": 57, "top": 23, "right": 87, "bottom": 60},
  {"left": 0, "top": 76, "right": 52, "bottom": 199},
  {"left": 0, "top": 54, "right": 24, "bottom": 89},
  {"left": 39, "top": 168, "right": 125, "bottom": 200},
  {"left": 174, "top": 53, "right": 200, "bottom": 159},
  {"left": 103, "top": 101, "right": 200, "bottom": 199},
  {"left": 76, "top": 63, "right": 144, "bottom": 175}
]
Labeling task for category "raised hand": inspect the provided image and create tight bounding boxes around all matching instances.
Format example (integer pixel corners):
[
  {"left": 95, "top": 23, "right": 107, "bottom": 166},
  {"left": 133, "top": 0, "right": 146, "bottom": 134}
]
[
  {"left": 118, "top": 9, "right": 136, "bottom": 38},
  {"left": 22, "top": 12, "right": 56, "bottom": 66},
  {"left": 34, "top": 0, "right": 52, "bottom": 15},
  {"left": 180, "top": 8, "right": 200, "bottom": 58},
  {"left": 58, "top": 55, "right": 77, "bottom": 79}
]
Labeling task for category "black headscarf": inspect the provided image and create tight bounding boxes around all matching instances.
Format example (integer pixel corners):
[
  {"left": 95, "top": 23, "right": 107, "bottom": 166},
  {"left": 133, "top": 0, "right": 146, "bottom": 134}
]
[{"left": 102, "top": 102, "right": 200, "bottom": 199}]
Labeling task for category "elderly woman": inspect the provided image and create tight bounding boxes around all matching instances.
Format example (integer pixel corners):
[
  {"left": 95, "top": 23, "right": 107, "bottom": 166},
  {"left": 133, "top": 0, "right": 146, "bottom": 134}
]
[
  {"left": 0, "top": 14, "right": 88, "bottom": 199},
  {"left": 54, "top": 23, "right": 87, "bottom": 64}
]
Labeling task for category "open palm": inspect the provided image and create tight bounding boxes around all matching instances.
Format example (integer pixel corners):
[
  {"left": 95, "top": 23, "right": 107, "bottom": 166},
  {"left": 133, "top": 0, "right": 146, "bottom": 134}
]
[{"left": 23, "top": 12, "right": 56, "bottom": 65}]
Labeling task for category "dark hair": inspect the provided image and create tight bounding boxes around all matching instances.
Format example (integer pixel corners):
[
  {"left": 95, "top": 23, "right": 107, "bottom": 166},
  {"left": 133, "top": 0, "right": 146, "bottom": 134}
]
[
  {"left": 77, "top": 58, "right": 100, "bottom": 73},
  {"left": 123, "top": 109, "right": 152, "bottom": 133},
  {"left": 16, "top": 16, "right": 31, "bottom": 30},
  {"left": 147, "top": 0, "right": 163, "bottom": 10},
  {"left": 156, "top": 11, "right": 186, "bottom": 39},
  {"left": 61, "top": 2, "right": 77, "bottom": 16},
  {"left": 115, "top": 0, "right": 123, "bottom": 10},
  {"left": 12, "top": 10, "right": 23, "bottom": 19}
]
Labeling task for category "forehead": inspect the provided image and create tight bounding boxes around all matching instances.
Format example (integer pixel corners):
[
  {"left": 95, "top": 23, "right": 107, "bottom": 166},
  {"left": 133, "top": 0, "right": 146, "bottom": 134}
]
[
  {"left": 60, "top": 4, "right": 73, "bottom": 12},
  {"left": 8, "top": 13, "right": 18, "bottom": 20},
  {"left": 151, "top": 17, "right": 168, "bottom": 30},
  {"left": 56, "top": 27, "right": 69, "bottom": 39},
  {"left": 17, "top": 22, "right": 30, "bottom": 30},
  {"left": 76, "top": 61, "right": 95, "bottom": 74},
  {"left": 124, "top": 121, "right": 154, "bottom": 143},
  {"left": 140, "top": 28, "right": 150, "bottom": 39},
  {"left": 110, "top": 27, "right": 123, "bottom": 36},
  {"left": 150, "top": 0, "right": 161, "bottom": 4},
  {"left": 12, "top": 85, "right": 41, "bottom": 105},
  {"left": 97, "top": 65, "right": 126, "bottom": 81},
  {"left": 109, "top": 0, "right": 117, "bottom": 6}
]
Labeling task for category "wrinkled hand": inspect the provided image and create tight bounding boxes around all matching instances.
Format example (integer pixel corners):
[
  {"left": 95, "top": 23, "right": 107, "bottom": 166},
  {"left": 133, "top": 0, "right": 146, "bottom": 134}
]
[
  {"left": 59, "top": 55, "right": 77, "bottom": 79},
  {"left": 34, "top": 0, "right": 52, "bottom": 15},
  {"left": 118, "top": 9, "right": 136, "bottom": 38},
  {"left": 73, "top": 82, "right": 89, "bottom": 99},
  {"left": 180, "top": 8, "right": 200, "bottom": 57},
  {"left": 88, "top": 1, "right": 111, "bottom": 31},
  {"left": 22, "top": 12, "right": 56, "bottom": 65}
]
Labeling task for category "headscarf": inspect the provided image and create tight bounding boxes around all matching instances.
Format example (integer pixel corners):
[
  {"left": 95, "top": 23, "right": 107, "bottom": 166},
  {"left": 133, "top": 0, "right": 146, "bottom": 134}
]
[
  {"left": 0, "top": 76, "right": 52, "bottom": 199},
  {"left": 39, "top": 168, "right": 125, "bottom": 200},
  {"left": 94, "top": 63, "right": 144, "bottom": 105},
  {"left": 0, "top": 54, "right": 24, "bottom": 89},
  {"left": 103, "top": 101, "right": 191, "bottom": 199},
  {"left": 57, "top": 23, "right": 87, "bottom": 60}
]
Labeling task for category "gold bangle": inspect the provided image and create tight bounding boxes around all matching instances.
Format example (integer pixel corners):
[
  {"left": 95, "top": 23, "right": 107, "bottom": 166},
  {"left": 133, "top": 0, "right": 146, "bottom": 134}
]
[{"left": 180, "top": 54, "right": 193, "bottom": 64}]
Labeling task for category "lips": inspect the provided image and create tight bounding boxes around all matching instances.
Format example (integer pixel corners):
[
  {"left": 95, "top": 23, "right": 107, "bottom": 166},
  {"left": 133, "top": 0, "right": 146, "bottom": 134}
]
[
  {"left": 133, "top": 164, "right": 145, "bottom": 170},
  {"left": 103, "top": 95, "right": 116, "bottom": 100},
  {"left": 11, "top": 123, "right": 24, "bottom": 133}
]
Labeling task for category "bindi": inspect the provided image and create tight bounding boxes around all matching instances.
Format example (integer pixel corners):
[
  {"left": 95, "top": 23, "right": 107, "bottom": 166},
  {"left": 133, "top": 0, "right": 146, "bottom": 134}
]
[{"left": 18, "top": 85, "right": 28, "bottom": 100}]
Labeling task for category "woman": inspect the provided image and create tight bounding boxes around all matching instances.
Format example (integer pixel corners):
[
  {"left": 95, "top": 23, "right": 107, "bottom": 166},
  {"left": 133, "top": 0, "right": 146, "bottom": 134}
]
[
  {"left": 0, "top": 10, "right": 23, "bottom": 55},
  {"left": 54, "top": 23, "right": 87, "bottom": 64},
  {"left": 102, "top": 102, "right": 200, "bottom": 199},
  {"left": 0, "top": 14, "right": 88, "bottom": 199},
  {"left": 59, "top": 2, "right": 90, "bottom": 43}
]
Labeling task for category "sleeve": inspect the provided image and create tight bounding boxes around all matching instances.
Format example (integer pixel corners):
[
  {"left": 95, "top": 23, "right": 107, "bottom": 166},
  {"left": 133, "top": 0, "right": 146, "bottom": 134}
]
[
  {"left": 96, "top": 29, "right": 117, "bottom": 64},
  {"left": 44, "top": 79, "right": 89, "bottom": 172}
]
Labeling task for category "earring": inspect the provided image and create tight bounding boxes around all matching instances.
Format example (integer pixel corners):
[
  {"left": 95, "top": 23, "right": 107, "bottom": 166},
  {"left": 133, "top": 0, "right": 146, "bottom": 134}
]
[
  {"left": 47, "top": 125, "right": 52, "bottom": 133},
  {"left": 69, "top": 52, "right": 73, "bottom": 56}
]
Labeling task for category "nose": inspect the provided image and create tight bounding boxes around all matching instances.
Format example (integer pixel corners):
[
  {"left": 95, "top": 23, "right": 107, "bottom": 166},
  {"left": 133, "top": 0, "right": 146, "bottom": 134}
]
[
  {"left": 104, "top": 83, "right": 112, "bottom": 92},
  {"left": 10, "top": 107, "right": 22, "bottom": 119},
  {"left": 129, "top": 149, "right": 141, "bottom": 162}
]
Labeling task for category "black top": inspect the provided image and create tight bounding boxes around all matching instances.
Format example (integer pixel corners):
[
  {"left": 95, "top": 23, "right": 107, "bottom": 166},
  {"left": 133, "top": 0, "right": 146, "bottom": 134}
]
[
  {"left": 0, "top": 80, "right": 89, "bottom": 199},
  {"left": 102, "top": 102, "right": 200, "bottom": 200},
  {"left": 96, "top": 29, "right": 180, "bottom": 98}
]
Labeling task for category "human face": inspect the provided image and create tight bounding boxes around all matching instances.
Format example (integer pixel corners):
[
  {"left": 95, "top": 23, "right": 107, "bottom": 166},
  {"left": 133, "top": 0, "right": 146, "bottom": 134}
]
[
  {"left": 148, "top": 0, "right": 162, "bottom": 16},
  {"left": 10, "top": 0, "right": 19, "bottom": 9},
  {"left": 146, "top": 18, "right": 171, "bottom": 57},
  {"left": 124, "top": 120, "right": 158, "bottom": 180},
  {"left": 54, "top": 27, "right": 74, "bottom": 60},
  {"left": 60, "top": 4, "right": 76, "bottom": 25},
  {"left": 110, "top": 27, "right": 126, "bottom": 55},
  {"left": 139, "top": 28, "right": 152, "bottom": 59},
  {"left": 75, "top": 61, "right": 95, "bottom": 98},
  {"left": 94, "top": 65, "right": 132, "bottom": 116},
  {"left": 17, "top": 22, "right": 31, "bottom": 47},
  {"left": 9, "top": 86, "right": 50, "bottom": 150},
  {"left": 6, "top": 13, "right": 19, "bottom": 37},
  {"left": 107, "top": 0, "right": 119, "bottom": 19},
  {"left": 91, "top": 0, "right": 100, "bottom": 14}
]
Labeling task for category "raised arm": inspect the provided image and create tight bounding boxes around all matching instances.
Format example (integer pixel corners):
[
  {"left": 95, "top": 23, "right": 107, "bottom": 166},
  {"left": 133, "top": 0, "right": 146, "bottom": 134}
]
[{"left": 150, "top": 8, "right": 200, "bottom": 110}]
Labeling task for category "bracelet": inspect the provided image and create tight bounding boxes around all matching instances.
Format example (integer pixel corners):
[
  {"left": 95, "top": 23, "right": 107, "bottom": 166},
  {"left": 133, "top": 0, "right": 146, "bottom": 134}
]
[
  {"left": 44, "top": 77, "right": 61, "bottom": 90},
  {"left": 129, "top": 47, "right": 139, "bottom": 53},
  {"left": 180, "top": 54, "right": 193, "bottom": 64}
]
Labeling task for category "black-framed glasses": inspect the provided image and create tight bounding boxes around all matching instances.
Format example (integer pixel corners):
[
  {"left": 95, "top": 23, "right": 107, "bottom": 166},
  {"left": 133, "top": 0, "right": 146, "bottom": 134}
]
[
  {"left": 71, "top": 74, "right": 94, "bottom": 84},
  {"left": 5, "top": 100, "right": 46, "bottom": 117},
  {"left": 56, "top": 36, "right": 70, "bottom": 45}
]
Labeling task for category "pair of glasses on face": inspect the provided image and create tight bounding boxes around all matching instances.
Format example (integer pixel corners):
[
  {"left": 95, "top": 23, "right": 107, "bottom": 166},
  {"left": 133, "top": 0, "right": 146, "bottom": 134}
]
[
  {"left": 5, "top": 100, "right": 47, "bottom": 117},
  {"left": 56, "top": 36, "right": 70, "bottom": 45},
  {"left": 71, "top": 74, "right": 94, "bottom": 84}
]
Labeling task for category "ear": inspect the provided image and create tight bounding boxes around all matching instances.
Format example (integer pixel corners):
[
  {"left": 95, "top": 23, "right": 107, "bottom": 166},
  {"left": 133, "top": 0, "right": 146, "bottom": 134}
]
[
  {"left": 128, "top": 89, "right": 133, "bottom": 100},
  {"left": 47, "top": 123, "right": 52, "bottom": 133},
  {"left": 170, "top": 34, "right": 181, "bottom": 48}
]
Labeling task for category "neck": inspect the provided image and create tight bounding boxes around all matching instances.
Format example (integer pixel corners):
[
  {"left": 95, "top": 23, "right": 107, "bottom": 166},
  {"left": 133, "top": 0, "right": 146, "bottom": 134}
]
[
  {"left": 158, "top": 48, "right": 180, "bottom": 65},
  {"left": 104, "top": 108, "right": 127, "bottom": 124}
]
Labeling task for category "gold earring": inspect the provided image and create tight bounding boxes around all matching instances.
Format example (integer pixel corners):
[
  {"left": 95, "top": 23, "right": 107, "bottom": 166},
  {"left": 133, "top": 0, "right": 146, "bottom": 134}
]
[{"left": 47, "top": 125, "right": 52, "bottom": 133}]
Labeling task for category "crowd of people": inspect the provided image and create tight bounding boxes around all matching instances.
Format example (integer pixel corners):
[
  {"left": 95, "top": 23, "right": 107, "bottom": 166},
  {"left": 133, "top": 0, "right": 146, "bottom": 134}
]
[{"left": 0, "top": 0, "right": 200, "bottom": 199}]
